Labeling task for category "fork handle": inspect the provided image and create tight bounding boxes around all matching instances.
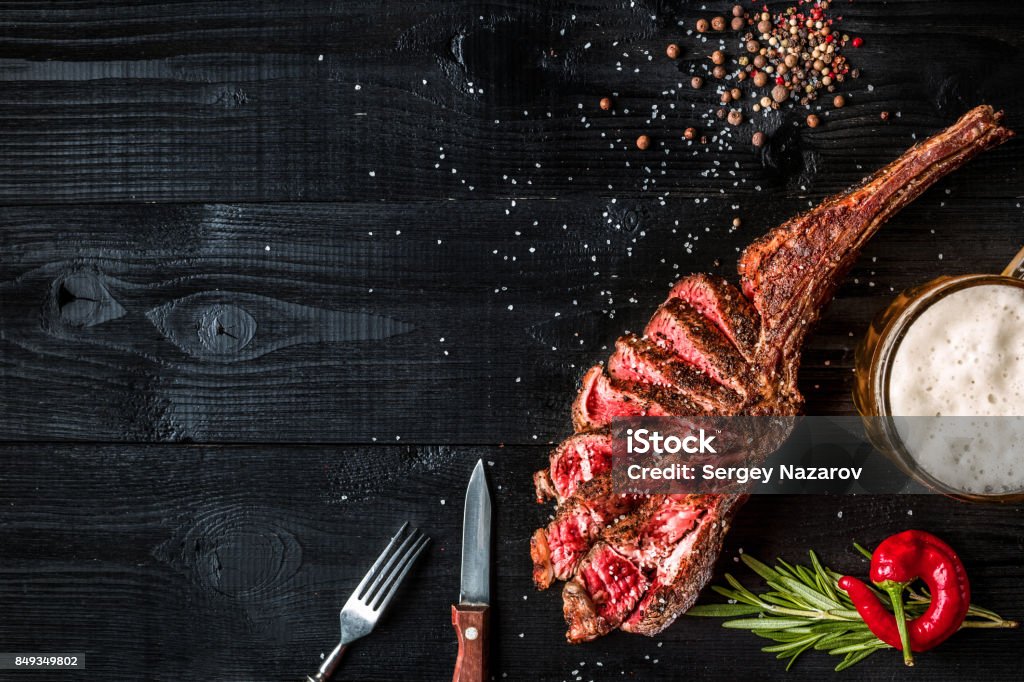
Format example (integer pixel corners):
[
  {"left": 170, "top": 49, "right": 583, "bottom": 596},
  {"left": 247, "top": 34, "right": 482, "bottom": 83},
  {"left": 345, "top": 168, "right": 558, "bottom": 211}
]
[
  {"left": 305, "top": 642, "right": 347, "bottom": 682},
  {"left": 451, "top": 604, "right": 489, "bottom": 682}
]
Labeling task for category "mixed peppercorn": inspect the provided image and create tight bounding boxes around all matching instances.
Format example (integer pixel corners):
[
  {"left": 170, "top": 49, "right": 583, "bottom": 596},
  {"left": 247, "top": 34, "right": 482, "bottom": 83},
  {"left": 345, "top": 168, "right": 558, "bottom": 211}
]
[{"left": 600, "top": 1, "right": 864, "bottom": 150}]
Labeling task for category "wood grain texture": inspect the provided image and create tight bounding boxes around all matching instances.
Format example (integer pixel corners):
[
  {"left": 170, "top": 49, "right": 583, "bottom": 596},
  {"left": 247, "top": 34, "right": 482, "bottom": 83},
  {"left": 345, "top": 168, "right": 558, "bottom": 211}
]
[
  {"left": 0, "top": 1, "right": 1020, "bottom": 203},
  {"left": 2, "top": 198, "right": 1020, "bottom": 443},
  {"left": 0, "top": 445, "right": 1020, "bottom": 681}
]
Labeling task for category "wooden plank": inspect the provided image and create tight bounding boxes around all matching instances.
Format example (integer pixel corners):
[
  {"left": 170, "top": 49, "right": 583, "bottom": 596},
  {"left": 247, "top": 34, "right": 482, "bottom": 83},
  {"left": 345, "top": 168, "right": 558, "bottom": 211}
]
[
  {"left": 0, "top": 1, "right": 1020, "bottom": 203},
  {"left": 3, "top": 197, "right": 1020, "bottom": 443},
  {"left": 0, "top": 444, "right": 1020, "bottom": 681}
]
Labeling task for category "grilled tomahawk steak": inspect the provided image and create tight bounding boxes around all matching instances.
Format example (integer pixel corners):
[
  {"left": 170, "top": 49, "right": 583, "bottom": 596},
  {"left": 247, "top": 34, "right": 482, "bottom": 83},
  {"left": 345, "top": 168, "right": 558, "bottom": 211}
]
[{"left": 531, "top": 106, "right": 1014, "bottom": 642}]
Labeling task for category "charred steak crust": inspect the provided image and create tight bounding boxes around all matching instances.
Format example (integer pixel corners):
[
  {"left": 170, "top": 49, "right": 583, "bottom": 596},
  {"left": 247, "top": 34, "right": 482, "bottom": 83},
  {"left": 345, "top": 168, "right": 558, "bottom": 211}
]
[
  {"left": 666, "top": 274, "right": 759, "bottom": 360},
  {"left": 644, "top": 298, "right": 752, "bottom": 393},
  {"left": 532, "top": 106, "right": 1014, "bottom": 642},
  {"left": 740, "top": 106, "right": 1014, "bottom": 398},
  {"left": 561, "top": 493, "right": 744, "bottom": 642},
  {"left": 531, "top": 476, "right": 643, "bottom": 590},
  {"left": 571, "top": 365, "right": 707, "bottom": 432},
  {"left": 621, "top": 494, "right": 746, "bottom": 635},
  {"left": 608, "top": 334, "right": 745, "bottom": 411}
]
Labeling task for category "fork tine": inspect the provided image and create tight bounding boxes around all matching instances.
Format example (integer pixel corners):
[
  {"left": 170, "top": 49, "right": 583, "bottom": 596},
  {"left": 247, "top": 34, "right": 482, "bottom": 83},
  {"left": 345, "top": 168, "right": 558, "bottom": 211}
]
[
  {"left": 359, "top": 526, "right": 421, "bottom": 603},
  {"left": 370, "top": 533, "right": 430, "bottom": 612},
  {"left": 315, "top": 524, "right": 428, "bottom": 680},
  {"left": 352, "top": 522, "right": 410, "bottom": 599}
]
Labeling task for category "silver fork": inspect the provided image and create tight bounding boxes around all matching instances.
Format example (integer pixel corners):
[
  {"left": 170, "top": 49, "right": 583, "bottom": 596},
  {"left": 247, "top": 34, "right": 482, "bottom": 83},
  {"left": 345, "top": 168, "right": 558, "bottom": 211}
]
[{"left": 305, "top": 522, "right": 430, "bottom": 682}]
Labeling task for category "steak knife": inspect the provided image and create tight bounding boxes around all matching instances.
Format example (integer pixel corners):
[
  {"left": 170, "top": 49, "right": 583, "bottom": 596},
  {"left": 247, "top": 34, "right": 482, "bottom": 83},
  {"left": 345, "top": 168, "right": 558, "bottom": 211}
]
[{"left": 452, "top": 459, "right": 491, "bottom": 682}]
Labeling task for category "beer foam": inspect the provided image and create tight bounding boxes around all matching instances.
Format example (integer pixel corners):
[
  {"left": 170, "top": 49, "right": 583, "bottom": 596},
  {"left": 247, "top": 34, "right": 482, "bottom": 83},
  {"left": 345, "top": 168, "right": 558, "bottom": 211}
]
[{"left": 889, "top": 284, "right": 1024, "bottom": 493}]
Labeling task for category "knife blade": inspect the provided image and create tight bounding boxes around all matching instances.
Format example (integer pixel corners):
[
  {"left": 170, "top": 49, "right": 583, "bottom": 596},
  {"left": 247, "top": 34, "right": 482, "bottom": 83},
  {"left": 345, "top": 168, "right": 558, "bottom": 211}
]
[{"left": 452, "top": 459, "right": 491, "bottom": 682}]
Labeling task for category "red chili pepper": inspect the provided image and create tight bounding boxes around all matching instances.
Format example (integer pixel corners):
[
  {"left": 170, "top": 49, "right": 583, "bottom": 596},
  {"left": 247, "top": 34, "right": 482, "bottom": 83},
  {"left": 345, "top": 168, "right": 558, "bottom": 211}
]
[{"left": 839, "top": 531, "right": 970, "bottom": 667}]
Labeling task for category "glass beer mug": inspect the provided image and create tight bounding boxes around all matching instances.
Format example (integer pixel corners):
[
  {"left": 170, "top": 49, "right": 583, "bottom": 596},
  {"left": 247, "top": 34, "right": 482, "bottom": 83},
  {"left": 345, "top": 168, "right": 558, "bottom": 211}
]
[{"left": 853, "top": 246, "right": 1024, "bottom": 503}]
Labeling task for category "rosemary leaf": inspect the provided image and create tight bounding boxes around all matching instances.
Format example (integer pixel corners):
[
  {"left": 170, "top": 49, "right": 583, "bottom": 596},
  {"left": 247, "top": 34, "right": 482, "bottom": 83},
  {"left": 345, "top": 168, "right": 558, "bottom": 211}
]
[
  {"left": 793, "top": 563, "right": 820, "bottom": 589},
  {"left": 741, "top": 554, "right": 782, "bottom": 582},
  {"left": 711, "top": 585, "right": 761, "bottom": 607},
  {"left": 752, "top": 630, "right": 810, "bottom": 643},
  {"left": 828, "top": 636, "right": 888, "bottom": 655},
  {"left": 723, "top": 574, "right": 763, "bottom": 604},
  {"left": 813, "top": 631, "right": 854, "bottom": 651},
  {"left": 775, "top": 557, "right": 799, "bottom": 579},
  {"left": 775, "top": 575, "right": 842, "bottom": 611},
  {"left": 762, "top": 634, "right": 822, "bottom": 653},
  {"left": 852, "top": 542, "right": 873, "bottom": 561},
  {"left": 686, "top": 604, "right": 763, "bottom": 617},
  {"left": 722, "top": 617, "right": 814, "bottom": 630},
  {"left": 785, "top": 638, "right": 821, "bottom": 671},
  {"left": 834, "top": 644, "right": 885, "bottom": 672},
  {"left": 806, "top": 621, "right": 869, "bottom": 634},
  {"left": 825, "top": 608, "right": 863, "bottom": 620},
  {"left": 761, "top": 590, "right": 809, "bottom": 610},
  {"left": 810, "top": 551, "right": 840, "bottom": 604},
  {"left": 964, "top": 603, "right": 1004, "bottom": 622}
]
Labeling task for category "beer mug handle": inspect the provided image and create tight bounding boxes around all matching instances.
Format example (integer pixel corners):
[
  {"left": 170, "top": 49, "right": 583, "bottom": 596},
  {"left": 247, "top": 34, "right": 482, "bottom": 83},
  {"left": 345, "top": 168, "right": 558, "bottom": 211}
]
[{"left": 1003, "top": 245, "right": 1024, "bottom": 280}]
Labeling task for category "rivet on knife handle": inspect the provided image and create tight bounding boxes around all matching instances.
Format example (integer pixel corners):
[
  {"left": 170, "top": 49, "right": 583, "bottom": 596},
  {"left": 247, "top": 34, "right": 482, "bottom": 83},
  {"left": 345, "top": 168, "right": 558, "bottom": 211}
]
[{"left": 452, "top": 603, "right": 489, "bottom": 682}]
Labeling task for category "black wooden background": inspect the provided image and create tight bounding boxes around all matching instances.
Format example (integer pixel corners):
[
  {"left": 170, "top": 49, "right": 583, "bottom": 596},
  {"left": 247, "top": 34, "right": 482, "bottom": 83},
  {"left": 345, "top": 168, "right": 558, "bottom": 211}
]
[{"left": 1, "top": 1, "right": 1022, "bottom": 680}]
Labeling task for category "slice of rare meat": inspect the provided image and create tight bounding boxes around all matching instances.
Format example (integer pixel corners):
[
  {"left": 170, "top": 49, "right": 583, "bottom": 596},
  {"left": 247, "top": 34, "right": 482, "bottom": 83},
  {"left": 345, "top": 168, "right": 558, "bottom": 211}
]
[
  {"left": 535, "top": 430, "right": 613, "bottom": 503},
  {"left": 563, "top": 541, "right": 649, "bottom": 642},
  {"left": 531, "top": 476, "right": 642, "bottom": 590},
  {"left": 666, "top": 274, "right": 759, "bottom": 360},
  {"left": 572, "top": 365, "right": 705, "bottom": 432},
  {"left": 644, "top": 299, "right": 751, "bottom": 393},
  {"left": 563, "top": 494, "right": 741, "bottom": 642},
  {"left": 602, "top": 494, "right": 709, "bottom": 569},
  {"left": 621, "top": 494, "right": 745, "bottom": 635}
]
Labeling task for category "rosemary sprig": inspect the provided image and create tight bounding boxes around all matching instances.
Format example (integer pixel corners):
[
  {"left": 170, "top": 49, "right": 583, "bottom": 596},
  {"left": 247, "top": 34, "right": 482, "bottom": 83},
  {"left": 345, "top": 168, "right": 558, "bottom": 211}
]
[{"left": 687, "top": 549, "right": 1019, "bottom": 672}]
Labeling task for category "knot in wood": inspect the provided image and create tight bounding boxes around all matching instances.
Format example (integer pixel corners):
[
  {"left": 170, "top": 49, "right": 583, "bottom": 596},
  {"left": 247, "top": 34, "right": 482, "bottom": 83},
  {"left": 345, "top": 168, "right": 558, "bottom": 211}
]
[
  {"left": 186, "top": 512, "right": 302, "bottom": 600},
  {"left": 197, "top": 304, "right": 256, "bottom": 355},
  {"left": 605, "top": 201, "right": 644, "bottom": 233},
  {"left": 621, "top": 209, "right": 640, "bottom": 232},
  {"left": 50, "top": 271, "right": 126, "bottom": 329}
]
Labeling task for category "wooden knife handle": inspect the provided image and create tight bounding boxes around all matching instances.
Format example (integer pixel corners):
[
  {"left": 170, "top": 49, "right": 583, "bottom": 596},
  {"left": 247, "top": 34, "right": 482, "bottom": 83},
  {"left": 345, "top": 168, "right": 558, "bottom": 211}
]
[{"left": 451, "top": 603, "right": 489, "bottom": 682}]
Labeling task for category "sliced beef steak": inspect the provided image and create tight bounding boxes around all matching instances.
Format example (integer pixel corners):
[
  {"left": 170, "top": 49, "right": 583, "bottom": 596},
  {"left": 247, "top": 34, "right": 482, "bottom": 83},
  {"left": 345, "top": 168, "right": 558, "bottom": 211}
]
[
  {"left": 563, "top": 493, "right": 744, "bottom": 642},
  {"left": 531, "top": 476, "right": 642, "bottom": 590},
  {"left": 532, "top": 106, "right": 1014, "bottom": 642},
  {"left": 621, "top": 494, "right": 745, "bottom": 635},
  {"left": 571, "top": 365, "right": 705, "bottom": 432},
  {"left": 666, "top": 274, "right": 758, "bottom": 361},
  {"left": 535, "top": 430, "right": 613, "bottom": 503},
  {"left": 607, "top": 335, "right": 744, "bottom": 412},
  {"left": 644, "top": 299, "right": 751, "bottom": 394}
]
